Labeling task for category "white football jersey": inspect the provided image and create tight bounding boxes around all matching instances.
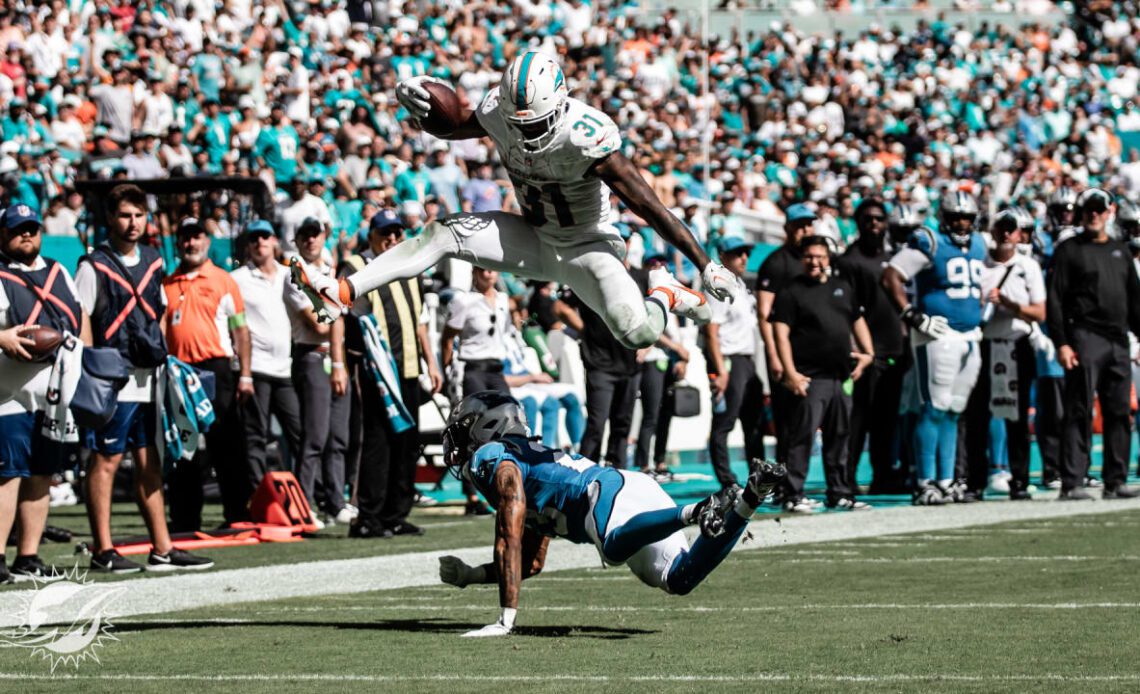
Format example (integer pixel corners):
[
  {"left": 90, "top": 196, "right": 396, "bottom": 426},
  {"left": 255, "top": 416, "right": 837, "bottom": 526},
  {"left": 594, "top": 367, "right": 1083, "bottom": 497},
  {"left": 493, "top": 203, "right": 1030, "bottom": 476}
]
[{"left": 477, "top": 91, "right": 622, "bottom": 246}]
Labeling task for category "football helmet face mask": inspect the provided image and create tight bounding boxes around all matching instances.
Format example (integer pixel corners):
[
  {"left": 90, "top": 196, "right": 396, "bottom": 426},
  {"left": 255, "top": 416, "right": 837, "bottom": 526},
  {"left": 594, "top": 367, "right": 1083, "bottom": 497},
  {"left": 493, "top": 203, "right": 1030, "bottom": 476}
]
[
  {"left": 499, "top": 51, "right": 569, "bottom": 154},
  {"left": 442, "top": 391, "right": 531, "bottom": 480},
  {"left": 888, "top": 203, "right": 923, "bottom": 246},
  {"left": 939, "top": 191, "right": 979, "bottom": 247},
  {"left": 1116, "top": 198, "right": 1140, "bottom": 249},
  {"left": 1047, "top": 186, "right": 1078, "bottom": 230}
]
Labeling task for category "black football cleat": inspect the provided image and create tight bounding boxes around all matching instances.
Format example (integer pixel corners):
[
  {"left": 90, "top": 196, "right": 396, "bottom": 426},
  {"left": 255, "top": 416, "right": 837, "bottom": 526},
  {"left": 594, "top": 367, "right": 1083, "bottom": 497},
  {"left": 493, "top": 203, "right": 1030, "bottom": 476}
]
[{"left": 742, "top": 459, "right": 787, "bottom": 508}]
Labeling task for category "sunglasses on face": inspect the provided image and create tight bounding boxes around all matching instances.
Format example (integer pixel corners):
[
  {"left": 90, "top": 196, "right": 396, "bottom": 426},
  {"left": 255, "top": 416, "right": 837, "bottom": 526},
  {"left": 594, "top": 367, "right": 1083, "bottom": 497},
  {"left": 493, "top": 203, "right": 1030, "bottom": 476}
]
[{"left": 5, "top": 224, "right": 41, "bottom": 237}]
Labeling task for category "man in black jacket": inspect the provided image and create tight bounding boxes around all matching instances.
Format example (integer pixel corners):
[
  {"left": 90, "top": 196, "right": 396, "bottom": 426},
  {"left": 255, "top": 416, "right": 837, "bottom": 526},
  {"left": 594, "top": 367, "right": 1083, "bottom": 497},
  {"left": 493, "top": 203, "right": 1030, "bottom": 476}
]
[
  {"left": 1047, "top": 188, "right": 1140, "bottom": 500},
  {"left": 836, "top": 197, "right": 908, "bottom": 494}
]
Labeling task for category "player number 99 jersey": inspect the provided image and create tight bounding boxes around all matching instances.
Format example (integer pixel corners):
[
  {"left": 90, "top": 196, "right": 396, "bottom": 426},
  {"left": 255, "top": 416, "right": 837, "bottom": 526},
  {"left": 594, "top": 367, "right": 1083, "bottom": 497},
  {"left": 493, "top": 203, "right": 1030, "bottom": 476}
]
[{"left": 910, "top": 227, "right": 987, "bottom": 333}]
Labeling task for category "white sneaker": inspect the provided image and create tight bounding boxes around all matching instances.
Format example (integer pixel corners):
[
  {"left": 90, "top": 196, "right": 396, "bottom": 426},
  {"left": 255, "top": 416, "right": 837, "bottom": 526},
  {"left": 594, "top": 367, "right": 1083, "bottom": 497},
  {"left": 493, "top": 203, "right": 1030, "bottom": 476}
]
[
  {"left": 309, "top": 515, "right": 326, "bottom": 531},
  {"left": 288, "top": 256, "right": 346, "bottom": 322},
  {"left": 782, "top": 497, "right": 815, "bottom": 514},
  {"left": 334, "top": 507, "right": 356, "bottom": 525},
  {"left": 647, "top": 267, "right": 712, "bottom": 324},
  {"left": 49, "top": 482, "right": 78, "bottom": 507},
  {"left": 988, "top": 473, "right": 1010, "bottom": 494},
  {"left": 830, "top": 498, "right": 872, "bottom": 511},
  {"left": 344, "top": 502, "right": 360, "bottom": 518}
]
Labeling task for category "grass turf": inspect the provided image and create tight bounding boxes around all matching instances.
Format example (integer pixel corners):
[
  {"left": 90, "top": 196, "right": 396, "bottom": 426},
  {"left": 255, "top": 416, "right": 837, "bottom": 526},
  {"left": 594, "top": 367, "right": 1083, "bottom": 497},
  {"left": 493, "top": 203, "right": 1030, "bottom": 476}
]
[{"left": 4, "top": 507, "right": 1140, "bottom": 693}]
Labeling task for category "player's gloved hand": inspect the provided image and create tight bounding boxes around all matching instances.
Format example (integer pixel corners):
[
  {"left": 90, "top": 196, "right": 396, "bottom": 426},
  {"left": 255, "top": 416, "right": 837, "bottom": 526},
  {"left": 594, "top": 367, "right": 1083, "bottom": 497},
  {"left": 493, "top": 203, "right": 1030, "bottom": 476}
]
[
  {"left": 396, "top": 75, "right": 445, "bottom": 120},
  {"left": 1028, "top": 324, "right": 1056, "bottom": 362},
  {"left": 462, "top": 608, "right": 516, "bottom": 638},
  {"left": 701, "top": 262, "right": 735, "bottom": 303},
  {"left": 901, "top": 306, "right": 950, "bottom": 339},
  {"left": 439, "top": 555, "right": 475, "bottom": 588}
]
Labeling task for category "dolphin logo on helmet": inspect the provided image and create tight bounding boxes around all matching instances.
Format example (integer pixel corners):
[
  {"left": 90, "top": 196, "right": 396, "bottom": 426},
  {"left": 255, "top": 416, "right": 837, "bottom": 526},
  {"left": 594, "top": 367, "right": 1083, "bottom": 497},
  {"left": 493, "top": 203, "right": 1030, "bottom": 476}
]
[{"left": 498, "top": 51, "right": 570, "bottom": 154}]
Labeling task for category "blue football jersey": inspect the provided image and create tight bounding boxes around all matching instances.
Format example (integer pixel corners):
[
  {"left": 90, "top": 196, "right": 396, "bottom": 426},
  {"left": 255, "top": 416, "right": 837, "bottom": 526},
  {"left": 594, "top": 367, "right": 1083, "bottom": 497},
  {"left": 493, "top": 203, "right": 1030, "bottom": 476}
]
[
  {"left": 466, "top": 436, "right": 619, "bottom": 544},
  {"left": 910, "top": 227, "right": 986, "bottom": 332}
]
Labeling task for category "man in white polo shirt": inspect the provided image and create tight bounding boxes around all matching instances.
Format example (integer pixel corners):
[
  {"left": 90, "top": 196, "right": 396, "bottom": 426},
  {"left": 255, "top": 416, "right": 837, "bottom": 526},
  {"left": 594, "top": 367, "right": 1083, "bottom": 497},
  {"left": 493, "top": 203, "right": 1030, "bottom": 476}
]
[
  {"left": 231, "top": 220, "right": 302, "bottom": 492},
  {"left": 703, "top": 236, "right": 762, "bottom": 493}
]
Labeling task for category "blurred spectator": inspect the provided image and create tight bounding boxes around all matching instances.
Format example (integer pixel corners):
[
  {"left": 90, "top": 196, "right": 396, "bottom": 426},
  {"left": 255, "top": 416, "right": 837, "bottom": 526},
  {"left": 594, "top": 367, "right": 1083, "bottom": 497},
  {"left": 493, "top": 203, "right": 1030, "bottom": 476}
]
[
  {"left": 75, "top": 184, "right": 211, "bottom": 573},
  {"left": 441, "top": 266, "right": 511, "bottom": 516},
  {"left": 559, "top": 238, "right": 646, "bottom": 468},
  {"left": 756, "top": 204, "right": 815, "bottom": 468},
  {"left": 462, "top": 161, "right": 503, "bottom": 213},
  {"left": 278, "top": 175, "right": 332, "bottom": 254},
  {"left": 838, "top": 198, "right": 908, "bottom": 494},
  {"left": 441, "top": 267, "right": 512, "bottom": 396},
  {"left": 1048, "top": 189, "right": 1140, "bottom": 500},
  {"left": 635, "top": 253, "right": 689, "bottom": 477},
  {"left": 161, "top": 217, "right": 252, "bottom": 530},
  {"left": 285, "top": 219, "right": 352, "bottom": 525},
  {"left": 703, "top": 237, "right": 759, "bottom": 492},
  {"left": 230, "top": 221, "right": 302, "bottom": 493},
  {"left": 771, "top": 235, "right": 874, "bottom": 512},
  {"left": 342, "top": 210, "right": 442, "bottom": 537},
  {"left": 0, "top": 206, "right": 88, "bottom": 582},
  {"left": 962, "top": 209, "right": 1045, "bottom": 501}
]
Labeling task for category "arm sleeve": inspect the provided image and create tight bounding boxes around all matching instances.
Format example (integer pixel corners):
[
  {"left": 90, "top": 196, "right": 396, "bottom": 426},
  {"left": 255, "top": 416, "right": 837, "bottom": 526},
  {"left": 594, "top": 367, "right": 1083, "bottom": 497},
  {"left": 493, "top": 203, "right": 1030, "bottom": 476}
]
[
  {"left": 1046, "top": 243, "right": 1068, "bottom": 345},
  {"left": 887, "top": 248, "right": 932, "bottom": 282},
  {"left": 1127, "top": 255, "right": 1140, "bottom": 339},
  {"left": 74, "top": 260, "right": 98, "bottom": 316}
]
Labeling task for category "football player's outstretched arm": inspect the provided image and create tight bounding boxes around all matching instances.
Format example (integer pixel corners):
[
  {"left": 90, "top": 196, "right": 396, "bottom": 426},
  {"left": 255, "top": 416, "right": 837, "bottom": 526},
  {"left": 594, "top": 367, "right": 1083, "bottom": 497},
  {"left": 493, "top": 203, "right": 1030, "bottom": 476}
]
[
  {"left": 595, "top": 152, "right": 738, "bottom": 301},
  {"left": 493, "top": 460, "right": 526, "bottom": 613},
  {"left": 458, "top": 460, "right": 527, "bottom": 637},
  {"left": 439, "top": 527, "right": 548, "bottom": 589},
  {"left": 594, "top": 152, "right": 710, "bottom": 270},
  {"left": 395, "top": 76, "right": 489, "bottom": 140}
]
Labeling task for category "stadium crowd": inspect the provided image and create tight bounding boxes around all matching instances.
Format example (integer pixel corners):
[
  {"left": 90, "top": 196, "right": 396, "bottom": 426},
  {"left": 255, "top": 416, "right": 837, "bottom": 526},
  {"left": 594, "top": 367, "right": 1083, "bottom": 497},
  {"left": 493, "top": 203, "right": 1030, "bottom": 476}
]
[{"left": 3, "top": 0, "right": 1140, "bottom": 581}]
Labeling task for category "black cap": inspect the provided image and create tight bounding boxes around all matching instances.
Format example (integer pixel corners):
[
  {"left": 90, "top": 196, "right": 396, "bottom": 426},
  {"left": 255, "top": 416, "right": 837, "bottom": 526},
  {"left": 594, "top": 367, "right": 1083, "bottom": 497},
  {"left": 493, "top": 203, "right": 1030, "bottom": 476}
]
[{"left": 1077, "top": 188, "right": 1113, "bottom": 214}]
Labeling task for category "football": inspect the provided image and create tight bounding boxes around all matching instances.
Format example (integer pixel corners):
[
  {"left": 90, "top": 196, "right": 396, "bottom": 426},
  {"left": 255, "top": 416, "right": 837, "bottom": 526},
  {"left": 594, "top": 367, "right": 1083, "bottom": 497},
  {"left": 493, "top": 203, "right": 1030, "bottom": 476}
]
[
  {"left": 24, "top": 326, "right": 64, "bottom": 362},
  {"left": 419, "top": 81, "right": 464, "bottom": 137}
]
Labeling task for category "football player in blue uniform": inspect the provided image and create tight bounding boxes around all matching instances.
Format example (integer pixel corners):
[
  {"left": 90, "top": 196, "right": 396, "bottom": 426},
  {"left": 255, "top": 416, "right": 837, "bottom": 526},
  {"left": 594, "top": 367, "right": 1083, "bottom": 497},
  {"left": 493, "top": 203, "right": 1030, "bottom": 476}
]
[
  {"left": 882, "top": 191, "right": 986, "bottom": 504},
  {"left": 436, "top": 391, "right": 786, "bottom": 637}
]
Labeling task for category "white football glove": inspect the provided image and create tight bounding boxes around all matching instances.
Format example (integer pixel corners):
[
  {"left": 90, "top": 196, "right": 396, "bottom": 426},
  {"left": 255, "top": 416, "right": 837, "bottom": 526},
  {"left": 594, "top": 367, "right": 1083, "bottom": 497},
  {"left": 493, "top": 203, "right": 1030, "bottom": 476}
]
[
  {"left": 439, "top": 555, "right": 475, "bottom": 588},
  {"left": 462, "top": 608, "right": 516, "bottom": 638},
  {"left": 396, "top": 75, "right": 445, "bottom": 120},
  {"left": 462, "top": 622, "right": 512, "bottom": 638},
  {"left": 901, "top": 306, "right": 950, "bottom": 339},
  {"left": 701, "top": 262, "right": 735, "bottom": 303},
  {"left": 1028, "top": 324, "right": 1056, "bottom": 362}
]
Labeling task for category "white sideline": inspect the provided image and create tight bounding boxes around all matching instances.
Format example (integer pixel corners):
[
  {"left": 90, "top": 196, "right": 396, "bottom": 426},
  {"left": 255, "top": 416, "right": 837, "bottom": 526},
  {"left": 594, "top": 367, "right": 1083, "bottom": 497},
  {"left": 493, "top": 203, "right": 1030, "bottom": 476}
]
[
  {"left": 2, "top": 497, "right": 1138, "bottom": 627},
  {"left": 4, "top": 673, "right": 1140, "bottom": 684}
]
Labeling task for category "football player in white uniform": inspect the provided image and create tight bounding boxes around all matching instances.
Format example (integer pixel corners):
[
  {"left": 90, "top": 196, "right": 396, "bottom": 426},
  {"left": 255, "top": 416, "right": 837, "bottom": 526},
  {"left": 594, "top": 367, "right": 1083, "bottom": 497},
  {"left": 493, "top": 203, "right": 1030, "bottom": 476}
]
[{"left": 292, "top": 51, "right": 736, "bottom": 349}]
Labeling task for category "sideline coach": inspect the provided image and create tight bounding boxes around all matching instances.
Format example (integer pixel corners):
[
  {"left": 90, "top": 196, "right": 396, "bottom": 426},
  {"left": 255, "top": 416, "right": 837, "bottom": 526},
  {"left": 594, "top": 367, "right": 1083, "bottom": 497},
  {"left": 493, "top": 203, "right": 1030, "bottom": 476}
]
[{"left": 1047, "top": 188, "right": 1140, "bottom": 500}]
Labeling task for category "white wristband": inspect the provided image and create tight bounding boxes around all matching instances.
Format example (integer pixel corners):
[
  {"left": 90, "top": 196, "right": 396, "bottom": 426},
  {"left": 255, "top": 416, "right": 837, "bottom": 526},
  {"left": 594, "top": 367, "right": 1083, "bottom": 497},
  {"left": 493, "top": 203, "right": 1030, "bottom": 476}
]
[
  {"left": 499, "top": 607, "right": 517, "bottom": 629},
  {"left": 239, "top": 376, "right": 254, "bottom": 384}
]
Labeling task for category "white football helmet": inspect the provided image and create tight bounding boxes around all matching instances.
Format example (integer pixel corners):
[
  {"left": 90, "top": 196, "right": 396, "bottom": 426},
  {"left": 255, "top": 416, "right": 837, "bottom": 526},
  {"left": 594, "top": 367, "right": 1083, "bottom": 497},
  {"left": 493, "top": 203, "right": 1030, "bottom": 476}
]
[{"left": 498, "top": 51, "right": 569, "bottom": 153}]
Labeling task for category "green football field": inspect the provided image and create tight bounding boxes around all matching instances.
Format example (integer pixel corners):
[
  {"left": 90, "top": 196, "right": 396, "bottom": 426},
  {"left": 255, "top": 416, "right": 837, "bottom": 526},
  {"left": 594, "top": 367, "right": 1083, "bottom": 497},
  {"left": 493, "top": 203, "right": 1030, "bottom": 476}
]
[{"left": 4, "top": 502, "right": 1140, "bottom": 693}]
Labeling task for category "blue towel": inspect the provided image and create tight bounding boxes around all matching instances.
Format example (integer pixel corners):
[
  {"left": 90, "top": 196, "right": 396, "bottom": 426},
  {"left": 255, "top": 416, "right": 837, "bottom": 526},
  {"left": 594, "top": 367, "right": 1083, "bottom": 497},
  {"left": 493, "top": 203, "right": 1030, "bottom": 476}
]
[
  {"left": 160, "top": 356, "right": 217, "bottom": 465},
  {"left": 359, "top": 315, "right": 414, "bottom": 434}
]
